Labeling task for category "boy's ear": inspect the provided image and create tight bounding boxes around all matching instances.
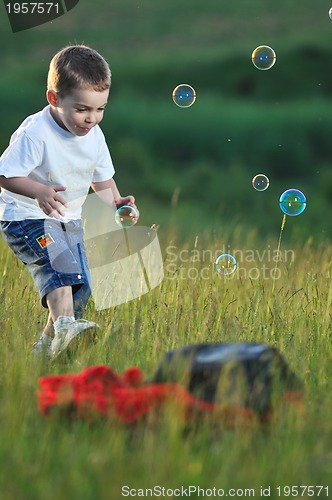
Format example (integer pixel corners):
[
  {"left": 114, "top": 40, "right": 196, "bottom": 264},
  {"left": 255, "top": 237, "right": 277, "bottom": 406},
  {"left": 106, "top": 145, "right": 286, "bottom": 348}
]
[{"left": 46, "top": 90, "right": 58, "bottom": 107}]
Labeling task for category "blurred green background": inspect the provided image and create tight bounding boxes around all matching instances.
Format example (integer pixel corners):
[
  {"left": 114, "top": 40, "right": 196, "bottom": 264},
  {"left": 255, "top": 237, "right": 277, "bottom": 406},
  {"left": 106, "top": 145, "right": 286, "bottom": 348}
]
[{"left": 0, "top": 0, "right": 331, "bottom": 243}]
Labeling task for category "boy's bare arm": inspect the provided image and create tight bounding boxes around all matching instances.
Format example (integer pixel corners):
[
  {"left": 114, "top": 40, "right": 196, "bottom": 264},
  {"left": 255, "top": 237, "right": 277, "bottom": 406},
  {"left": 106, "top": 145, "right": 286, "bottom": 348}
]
[
  {"left": 0, "top": 175, "right": 68, "bottom": 218},
  {"left": 91, "top": 178, "right": 138, "bottom": 212}
]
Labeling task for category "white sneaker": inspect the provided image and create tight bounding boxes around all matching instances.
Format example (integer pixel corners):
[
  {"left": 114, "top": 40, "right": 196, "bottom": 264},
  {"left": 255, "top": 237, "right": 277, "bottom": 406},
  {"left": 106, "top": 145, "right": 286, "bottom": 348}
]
[
  {"left": 51, "top": 319, "right": 100, "bottom": 358},
  {"left": 32, "top": 334, "right": 53, "bottom": 357}
]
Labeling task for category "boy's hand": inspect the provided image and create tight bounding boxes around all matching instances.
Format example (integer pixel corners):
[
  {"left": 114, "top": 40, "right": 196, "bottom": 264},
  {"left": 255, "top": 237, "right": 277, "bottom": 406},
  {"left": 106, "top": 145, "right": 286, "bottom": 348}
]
[
  {"left": 115, "top": 196, "right": 139, "bottom": 218},
  {"left": 34, "top": 184, "right": 68, "bottom": 219}
]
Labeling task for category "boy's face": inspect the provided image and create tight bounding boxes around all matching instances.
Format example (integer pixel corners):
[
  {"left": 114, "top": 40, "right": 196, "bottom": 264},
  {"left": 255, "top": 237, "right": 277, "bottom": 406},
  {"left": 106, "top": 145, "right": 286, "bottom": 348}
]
[{"left": 47, "top": 87, "right": 109, "bottom": 136}]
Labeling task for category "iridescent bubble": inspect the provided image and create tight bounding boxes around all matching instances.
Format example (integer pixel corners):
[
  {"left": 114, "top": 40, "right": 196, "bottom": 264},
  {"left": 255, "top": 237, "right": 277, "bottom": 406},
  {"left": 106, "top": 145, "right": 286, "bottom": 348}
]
[
  {"left": 172, "top": 84, "right": 196, "bottom": 108},
  {"left": 252, "top": 174, "right": 270, "bottom": 191},
  {"left": 329, "top": 7, "right": 332, "bottom": 20},
  {"left": 252, "top": 45, "right": 276, "bottom": 70},
  {"left": 279, "top": 189, "right": 306, "bottom": 216},
  {"left": 215, "top": 254, "right": 237, "bottom": 276},
  {"left": 115, "top": 205, "right": 139, "bottom": 227}
]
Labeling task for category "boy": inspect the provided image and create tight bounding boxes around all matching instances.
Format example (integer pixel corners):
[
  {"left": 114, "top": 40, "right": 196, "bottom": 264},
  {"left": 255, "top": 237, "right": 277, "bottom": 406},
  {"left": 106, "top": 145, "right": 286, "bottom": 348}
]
[{"left": 0, "top": 44, "right": 137, "bottom": 358}]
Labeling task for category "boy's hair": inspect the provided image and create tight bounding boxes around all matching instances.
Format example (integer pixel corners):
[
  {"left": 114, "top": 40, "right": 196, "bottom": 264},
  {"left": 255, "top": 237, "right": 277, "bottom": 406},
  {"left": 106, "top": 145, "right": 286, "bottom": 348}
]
[{"left": 47, "top": 44, "right": 111, "bottom": 96}]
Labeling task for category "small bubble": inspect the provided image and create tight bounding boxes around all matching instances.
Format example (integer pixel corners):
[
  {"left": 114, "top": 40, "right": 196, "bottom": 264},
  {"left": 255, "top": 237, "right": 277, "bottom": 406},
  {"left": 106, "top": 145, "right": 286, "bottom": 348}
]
[
  {"left": 215, "top": 254, "right": 237, "bottom": 276},
  {"left": 172, "top": 84, "right": 196, "bottom": 108},
  {"left": 252, "top": 45, "right": 276, "bottom": 70},
  {"left": 252, "top": 174, "right": 269, "bottom": 192}
]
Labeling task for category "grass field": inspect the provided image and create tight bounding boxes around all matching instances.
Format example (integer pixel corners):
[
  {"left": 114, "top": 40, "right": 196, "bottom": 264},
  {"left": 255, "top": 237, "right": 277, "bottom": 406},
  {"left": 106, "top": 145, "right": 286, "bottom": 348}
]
[{"left": 0, "top": 220, "right": 331, "bottom": 498}]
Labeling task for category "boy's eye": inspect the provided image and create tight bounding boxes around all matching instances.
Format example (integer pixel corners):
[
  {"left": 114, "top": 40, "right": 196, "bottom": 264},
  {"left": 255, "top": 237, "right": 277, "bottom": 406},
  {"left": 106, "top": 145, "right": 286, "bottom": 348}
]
[{"left": 75, "top": 108, "right": 105, "bottom": 112}]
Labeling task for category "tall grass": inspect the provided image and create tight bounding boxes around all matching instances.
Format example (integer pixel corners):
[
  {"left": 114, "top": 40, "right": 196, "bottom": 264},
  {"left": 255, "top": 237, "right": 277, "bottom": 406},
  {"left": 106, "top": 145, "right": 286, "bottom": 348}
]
[{"left": 0, "top": 221, "right": 331, "bottom": 498}]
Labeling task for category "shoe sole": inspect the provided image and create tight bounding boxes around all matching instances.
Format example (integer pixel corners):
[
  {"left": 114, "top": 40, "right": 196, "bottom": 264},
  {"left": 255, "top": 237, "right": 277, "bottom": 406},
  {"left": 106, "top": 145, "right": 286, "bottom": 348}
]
[{"left": 52, "top": 325, "right": 100, "bottom": 360}]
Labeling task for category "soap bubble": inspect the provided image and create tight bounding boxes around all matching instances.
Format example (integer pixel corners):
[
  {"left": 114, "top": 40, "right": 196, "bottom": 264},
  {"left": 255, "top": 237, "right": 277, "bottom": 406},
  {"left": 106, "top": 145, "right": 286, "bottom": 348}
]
[
  {"left": 252, "top": 45, "right": 276, "bottom": 70},
  {"left": 115, "top": 205, "right": 139, "bottom": 227},
  {"left": 252, "top": 174, "right": 270, "bottom": 191},
  {"left": 215, "top": 254, "right": 237, "bottom": 276},
  {"left": 279, "top": 189, "right": 306, "bottom": 216},
  {"left": 172, "top": 84, "right": 196, "bottom": 108}
]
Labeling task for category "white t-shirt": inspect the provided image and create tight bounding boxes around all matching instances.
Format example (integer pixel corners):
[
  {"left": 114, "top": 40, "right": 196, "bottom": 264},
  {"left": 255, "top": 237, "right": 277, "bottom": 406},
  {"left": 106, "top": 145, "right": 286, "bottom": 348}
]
[{"left": 0, "top": 105, "right": 115, "bottom": 221}]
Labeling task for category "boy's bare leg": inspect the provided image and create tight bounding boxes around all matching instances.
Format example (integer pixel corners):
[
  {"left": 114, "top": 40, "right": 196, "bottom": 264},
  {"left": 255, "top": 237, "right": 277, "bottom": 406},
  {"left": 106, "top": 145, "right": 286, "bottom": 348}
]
[
  {"left": 46, "top": 286, "right": 74, "bottom": 322},
  {"left": 33, "top": 287, "right": 73, "bottom": 354},
  {"left": 43, "top": 313, "right": 54, "bottom": 338}
]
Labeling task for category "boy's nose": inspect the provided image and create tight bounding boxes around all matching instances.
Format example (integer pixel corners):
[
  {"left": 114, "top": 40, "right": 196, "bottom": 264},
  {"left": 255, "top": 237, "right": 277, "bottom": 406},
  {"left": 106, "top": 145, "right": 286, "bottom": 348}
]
[{"left": 85, "top": 112, "right": 97, "bottom": 124}]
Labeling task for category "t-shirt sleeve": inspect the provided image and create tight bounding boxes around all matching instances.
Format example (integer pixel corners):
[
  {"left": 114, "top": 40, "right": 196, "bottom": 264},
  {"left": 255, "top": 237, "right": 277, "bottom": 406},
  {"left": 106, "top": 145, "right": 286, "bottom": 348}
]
[
  {"left": 91, "top": 130, "right": 115, "bottom": 183},
  {"left": 0, "top": 131, "right": 42, "bottom": 178}
]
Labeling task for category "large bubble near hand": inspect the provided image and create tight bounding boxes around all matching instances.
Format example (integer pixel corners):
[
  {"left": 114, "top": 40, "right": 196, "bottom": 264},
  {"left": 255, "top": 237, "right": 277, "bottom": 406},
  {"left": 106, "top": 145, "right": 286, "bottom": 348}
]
[{"left": 115, "top": 205, "right": 139, "bottom": 228}]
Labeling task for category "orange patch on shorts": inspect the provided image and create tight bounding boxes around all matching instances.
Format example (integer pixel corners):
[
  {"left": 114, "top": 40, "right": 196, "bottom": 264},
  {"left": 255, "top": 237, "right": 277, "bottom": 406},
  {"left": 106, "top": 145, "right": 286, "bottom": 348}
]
[{"left": 36, "top": 233, "right": 54, "bottom": 248}]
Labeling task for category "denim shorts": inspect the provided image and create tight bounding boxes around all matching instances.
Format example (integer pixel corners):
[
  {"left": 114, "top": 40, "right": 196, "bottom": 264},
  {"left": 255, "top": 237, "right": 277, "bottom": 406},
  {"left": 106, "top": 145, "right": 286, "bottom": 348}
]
[{"left": 0, "top": 219, "right": 91, "bottom": 317}]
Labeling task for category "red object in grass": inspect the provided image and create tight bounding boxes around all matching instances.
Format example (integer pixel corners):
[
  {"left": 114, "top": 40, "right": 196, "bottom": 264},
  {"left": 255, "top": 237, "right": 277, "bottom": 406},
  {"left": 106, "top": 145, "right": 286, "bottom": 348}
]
[{"left": 37, "top": 365, "right": 262, "bottom": 426}]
